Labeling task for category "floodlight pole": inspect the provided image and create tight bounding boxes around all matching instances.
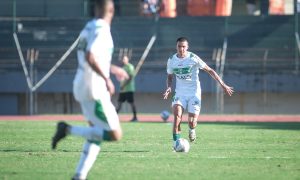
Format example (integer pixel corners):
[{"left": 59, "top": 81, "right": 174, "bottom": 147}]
[
  {"left": 13, "top": 0, "right": 16, "bottom": 33},
  {"left": 216, "top": 17, "right": 229, "bottom": 114},
  {"left": 28, "top": 49, "right": 39, "bottom": 115},
  {"left": 295, "top": 0, "right": 299, "bottom": 74},
  {"left": 83, "top": 0, "right": 88, "bottom": 17},
  {"left": 215, "top": 48, "right": 221, "bottom": 113},
  {"left": 29, "top": 57, "right": 34, "bottom": 115}
]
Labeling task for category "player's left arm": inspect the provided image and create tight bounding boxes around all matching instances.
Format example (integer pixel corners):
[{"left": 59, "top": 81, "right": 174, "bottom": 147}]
[{"left": 202, "top": 65, "right": 234, "bottom": 96}]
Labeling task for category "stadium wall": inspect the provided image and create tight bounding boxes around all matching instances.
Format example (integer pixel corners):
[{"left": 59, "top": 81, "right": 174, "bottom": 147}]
[
  {"left": 0, "top": 69, "right": 299, "bottom": 115},
  {"left": 4, "top": 92, "right": 300, "bottom": 115}
]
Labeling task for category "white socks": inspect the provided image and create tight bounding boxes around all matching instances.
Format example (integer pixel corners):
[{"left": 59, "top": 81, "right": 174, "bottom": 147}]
[
  {"left": 69, "top": 126, "right": 104, "bottom": 179},
  {"left": 70, "top": 126, "right": 104, "bottom": 141},
  {"left": 75, "top": 141, "right": 101, "bottom": 179},
  {"left": 189, "top": 128, "right": 195, "bottom": 134}
]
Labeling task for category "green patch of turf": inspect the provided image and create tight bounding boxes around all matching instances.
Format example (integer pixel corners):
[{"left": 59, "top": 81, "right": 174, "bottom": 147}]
[{"left": 0, "top": 121, "right": 299, "bottom": 180}]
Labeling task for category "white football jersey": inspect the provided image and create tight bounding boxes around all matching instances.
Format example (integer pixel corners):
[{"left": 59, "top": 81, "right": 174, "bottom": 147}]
[
  {"left": 73, "top": 19, "right": 114, "bottom": 101},
  {"left": 167, "top": 52, "right": 207, "bottom": 96}
]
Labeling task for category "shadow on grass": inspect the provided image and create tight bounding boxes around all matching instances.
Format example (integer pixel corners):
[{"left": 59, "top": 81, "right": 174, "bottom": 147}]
[
  {"left": 133, "top": 121, "right": 300, "bottom": 131},
  {"left": 101, "top": 150, "right": 150, "bottom": 153},
  {"left": 0, "top": 149, "right": 81, "bottom": 153},
  {"left": 199, "top": 122, "right": 300, "bottom": 131},
  {"left": 0, "top": 149, "right": 150, "bottom": 153}
]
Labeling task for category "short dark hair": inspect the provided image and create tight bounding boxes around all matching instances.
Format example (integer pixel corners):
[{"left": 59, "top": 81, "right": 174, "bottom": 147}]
[
  {"left": 94, "top": 0, "right": 113, "bottom": 17},
  {"left": 176, "top": 37, "right": 188, "bottom": 43},
  {"left": 95, "top": 0, "right": 112, "bottom": 7}
]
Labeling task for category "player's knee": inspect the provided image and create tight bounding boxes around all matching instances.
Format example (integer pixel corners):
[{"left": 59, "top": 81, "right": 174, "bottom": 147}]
[
  {"left": 173, "top": 123, "right": 181, "bottom": 133},
  {"left": 188, "top": 121, "right": 196, "bottom": 129},
  {"left": 188, "top": 118, "right": 197, "bottom": 128},
  {"left": 111, "top": 130, "right": 122, "bottom": 141},
  {"left": 103, "top": 129, "right": 122, "bottom": 141},
  {"left": 89, "top": 126, "right": 103, "bottom": 141},
  {"left": 174, "top": 113, "right": 182, "bottom": 121},
  {"left": 174, "top": 122, "right": 180, "bottom": 128}
]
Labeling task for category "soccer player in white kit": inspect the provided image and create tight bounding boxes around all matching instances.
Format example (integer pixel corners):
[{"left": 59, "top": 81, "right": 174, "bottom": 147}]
[
  {"left": 163, "top": 37, "right": 234, "bottom": 147},
  {"left": 51, "top": 1, "right": 128, "bottom": 179}
]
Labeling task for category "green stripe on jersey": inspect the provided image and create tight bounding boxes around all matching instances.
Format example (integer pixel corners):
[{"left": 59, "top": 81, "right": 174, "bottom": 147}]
[
  {"left": 94, "top": 100, "right": 108, "bottom": 123},
  {"left": 190, "top": 53, "right": 195, "bottom": 58}
]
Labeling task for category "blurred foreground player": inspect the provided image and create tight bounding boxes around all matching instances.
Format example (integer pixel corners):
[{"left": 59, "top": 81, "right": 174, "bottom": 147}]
[
  {"left": 51, "top": 0, "right": 128, "bottom": 179},
  {"left": 163, "top": 37, "right": 234, "bottom": 147}
]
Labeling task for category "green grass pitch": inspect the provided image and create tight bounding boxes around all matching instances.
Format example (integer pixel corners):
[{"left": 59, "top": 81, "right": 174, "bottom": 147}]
[{"left": 0, "top": 120, "right": 300, "bottom": 180}]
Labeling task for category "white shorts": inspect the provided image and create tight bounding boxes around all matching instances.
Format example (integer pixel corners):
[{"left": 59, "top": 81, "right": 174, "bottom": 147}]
[
  {"left": 79, "top": 97, "right": 121, "bottom": 131},
  {"left": 172, "top": 94, "right": 201, "bottom": 115}
]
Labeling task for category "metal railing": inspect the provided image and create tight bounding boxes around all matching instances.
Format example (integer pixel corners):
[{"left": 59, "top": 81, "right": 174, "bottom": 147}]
[{"left": 0, "top": 47, "right": 295, "bottom": 71}]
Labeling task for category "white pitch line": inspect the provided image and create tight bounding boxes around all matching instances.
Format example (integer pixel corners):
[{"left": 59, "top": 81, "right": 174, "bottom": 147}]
[{"left": 206, "top": 156, "right": 293, "bottom": 159}]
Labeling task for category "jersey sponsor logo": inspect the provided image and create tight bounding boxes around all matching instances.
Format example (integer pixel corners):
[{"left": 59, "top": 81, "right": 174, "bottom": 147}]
[
  {"left": 176, "top": 74, "right": 192, "bottom": 80},
  {"left": 173, "top": 67, "right": 191, "bottom": 75}
]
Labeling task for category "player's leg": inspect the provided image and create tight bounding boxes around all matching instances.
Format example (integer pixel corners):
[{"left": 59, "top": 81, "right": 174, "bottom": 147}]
[
  {"left": 171, "top": 95, "right": 187, "bottom": 146},
  {"left": 72, "top": 140, "right": 101, "bottom": 180},
  {"left": 172, "top": 104, "right": 184, "bottom": 146},
  {"left": 71, "top": 128, "right": 121, "bottom": 180},
  {"left": 69, "top": 99, "right": 122, "bottom": 141},
  {"left": 127, "top": 92, "right": 138, "bottom": 121},
  {"left": 52, "top": 101, "right": 111, "bottom": 148},
  {"left": 51, "top": 121, "right": 69, "bottom": 149},
  {"left": 116, "top": 101, "right": 122, "bottom": 113},
  {"left": 187, "top": 113, "right": 198, "bottom": 142},
  {"left": 116, "top": 93, "right": 125, "bottom": 113},
  {"left": 71, "top": 98, "right": 122, "bottom": 179},
  {"left": 187, "top": 95, "right": 201, "bottom": 142},
  {"left": 51, "top": 102, "right": 102, "bottom": 180},
  {"left": 52, "top": 97, "right": 123, "bottom": 148},
  {"left": 129, "top": 102, "right": 138, "bottom": 121}
]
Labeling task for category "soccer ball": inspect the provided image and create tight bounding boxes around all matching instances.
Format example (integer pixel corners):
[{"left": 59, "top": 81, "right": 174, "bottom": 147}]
[
  {"left": 160, "top": 110, "right": 170, "bottom": 122},
  {"left": 174, "top": 138, "right": 190, "bottom": 153}
]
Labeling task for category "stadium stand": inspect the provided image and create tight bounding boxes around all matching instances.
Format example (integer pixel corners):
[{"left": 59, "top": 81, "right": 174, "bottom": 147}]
[
  {"left": 0, "top": 15, "right": 298, "bottom": 114},
  {"left": 0, "top": 16, "right": 296, "bottom": 71}
]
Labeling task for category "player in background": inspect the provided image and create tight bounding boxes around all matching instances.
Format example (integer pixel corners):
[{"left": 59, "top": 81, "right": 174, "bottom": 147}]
[
  {"left": 163, "top": 37, "right": 233, "bottom": 147},
  {"left": 116, "top": 55, "right": 138, "bottom": 122},
  {"left": 51, "top": 1, "right": 128, "bottom": 179}
]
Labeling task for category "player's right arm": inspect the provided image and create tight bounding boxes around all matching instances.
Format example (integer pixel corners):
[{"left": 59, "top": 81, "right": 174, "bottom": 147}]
[
  {"left": 79, "top": 24, "right": 116, "bottom": 96},
  {"left": 86, "top": 52, "right": 115, "bottom": 96},
  {"left": 163, "top": 74, "right": 173, "bottom": 99},
  {"left": 163, "top": 58, "right": 173, "bottom": 99}
]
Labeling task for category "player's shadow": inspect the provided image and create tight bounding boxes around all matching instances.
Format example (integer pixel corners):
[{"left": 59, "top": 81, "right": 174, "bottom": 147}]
[
  {"left": 201, "top": 122, "right": 300, "bottom": 131},
  {"left": 101, "top": 150, "right": 150, "bottom": 153},
  {"left": 0, "top": 149, "right": 81, "bottom": 153},
  {"left": 0, "top": 149, "right": 150, "bottom": 153}
]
